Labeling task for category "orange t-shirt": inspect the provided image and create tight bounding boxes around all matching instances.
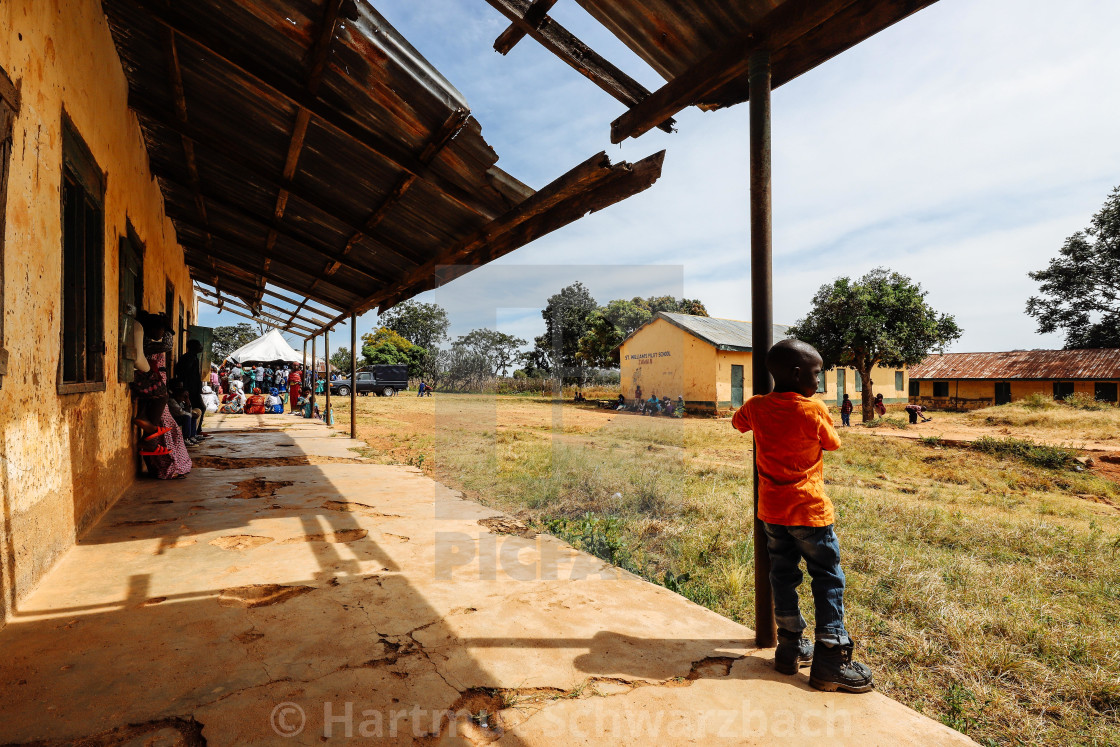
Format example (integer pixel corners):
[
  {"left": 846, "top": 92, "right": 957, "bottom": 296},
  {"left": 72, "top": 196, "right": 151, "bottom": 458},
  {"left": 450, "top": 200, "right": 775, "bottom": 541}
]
[{"left": 731, "top": 392, "right": 841, "bottom": 527}]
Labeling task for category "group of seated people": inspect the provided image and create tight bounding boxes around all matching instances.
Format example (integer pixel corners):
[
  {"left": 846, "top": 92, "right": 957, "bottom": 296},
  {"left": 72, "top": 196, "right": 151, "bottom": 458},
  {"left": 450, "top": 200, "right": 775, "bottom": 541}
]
[{"left": 614, "top": 391, "right": 685, "bottom": 417}]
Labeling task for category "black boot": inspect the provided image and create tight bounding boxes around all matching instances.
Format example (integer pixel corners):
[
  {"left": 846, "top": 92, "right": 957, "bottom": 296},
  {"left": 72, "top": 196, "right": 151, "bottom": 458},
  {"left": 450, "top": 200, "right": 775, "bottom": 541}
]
[
  {"left": 774, "top": 628, "right": 814, "bottom": 675},
  {"left": 808, "top": 640, "right": 874, "bottom": 693}
]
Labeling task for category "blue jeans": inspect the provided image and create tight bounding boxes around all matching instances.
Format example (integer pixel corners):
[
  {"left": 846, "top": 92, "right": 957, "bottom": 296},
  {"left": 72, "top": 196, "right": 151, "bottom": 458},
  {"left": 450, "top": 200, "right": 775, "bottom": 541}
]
[
  {"left": 173, "top": 412, "right": 195, "bottom": 440},
  {"left": 841, "top": 411, "right": 851, "bottom": 426},
  {"left": 763, "top": 522, "right": 850, "bottom": 645}
]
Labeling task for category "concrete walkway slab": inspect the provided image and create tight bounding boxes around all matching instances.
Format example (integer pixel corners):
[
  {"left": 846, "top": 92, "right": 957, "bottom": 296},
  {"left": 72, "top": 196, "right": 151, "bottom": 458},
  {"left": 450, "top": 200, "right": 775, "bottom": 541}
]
[{"left": 0, "top": 414, "right": 975, "bottom": 745}]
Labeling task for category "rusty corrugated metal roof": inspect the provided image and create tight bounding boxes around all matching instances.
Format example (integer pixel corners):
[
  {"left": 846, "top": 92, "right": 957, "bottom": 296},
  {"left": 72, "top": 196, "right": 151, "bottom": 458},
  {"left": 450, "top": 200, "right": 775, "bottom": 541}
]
[
  {"left": 909, "top": 350, "right": 1120, "bottom": 381},
  {"left": 102, "top": 0, "right": 664, "bottom": 335}
]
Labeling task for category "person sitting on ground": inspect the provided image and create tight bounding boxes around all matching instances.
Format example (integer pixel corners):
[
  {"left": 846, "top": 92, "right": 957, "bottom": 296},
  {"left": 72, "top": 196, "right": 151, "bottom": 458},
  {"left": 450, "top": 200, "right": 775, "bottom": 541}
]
[
  {"left": 646, "top": 394, "right": 660, "bottom": 415},
  {"left": 616, "top": 393, "right": 626, "bottom": 411},
  {"left": 201, "top": 384, "right": 220, "bottom": 413},
  {"left": 266, "top": 387, "right": 285, "bottom": 414},
  {"left": 295, "top": 386, "right": 312, "bottom": 417},
  {"left": 219, "top": 382, "right": 245, "bottom": 414},
  {"left": 674, "top": 395, "right": 685, "bottom": 418},
  {"left": 244, "top": 388, "right": 267, "bottom": 415},
  {"left": 176, "top": 339, "right": 209, "bottom": 440},
  {"left": 661, "top": 395, "right": 673, "bottom": 415},
  {"left": 840, "top": 394, "right": 853, "bottom": 427},
  {"left": 731, "top": 338, "right": 873, "bottom": 694},
  {"left": 873, "top": 393, "right": 886, "bottom": 419}
]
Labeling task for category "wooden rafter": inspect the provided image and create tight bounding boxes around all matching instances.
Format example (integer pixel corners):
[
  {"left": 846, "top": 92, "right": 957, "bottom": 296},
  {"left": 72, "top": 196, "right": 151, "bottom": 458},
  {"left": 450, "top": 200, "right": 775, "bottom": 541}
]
[
  {"left": 609, "top": 0, "right": 935, "bottom": 142},
  {"left": 493, "top": 0, "right": 558, "bottom": 54},
  {"left": 183, "top": 245, "right": 367, "bottom": 301},
  {"left": 194, "top": 283, "right": 325, "bottom": 332},
  {"left": 127, "top": 0, "right": 507, "bottom": 222},
  {"left": 161, "top": 195, "right": 395, "bottom": 285},
  {"left": 310, "top": 149, "right": 665, "bottom": 334},
  {"left": 196, "top": 292, "right": 316, "bottom": 334},
  {"left": 260, "top": 285, "right": 344, "bottom": 314},
  {"left": 133, "top": 115, "right": 425, "bottom": 266},
  {"left": 482, "top": 0, "right": 674, "bottom": 133}
]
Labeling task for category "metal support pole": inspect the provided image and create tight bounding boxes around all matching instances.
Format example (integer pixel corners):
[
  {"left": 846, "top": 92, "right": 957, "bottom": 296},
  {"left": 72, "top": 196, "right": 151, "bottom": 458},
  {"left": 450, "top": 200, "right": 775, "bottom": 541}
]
[
  {"left": 311, "top": 335, "right": 317, "bottom": 415},
  {"left": 350, "top": 313, "right": 357, "bottom": 439},
  {"left": 324, "top": 328, "right": 331, "bottom": 425},
  {"left": 750, "top": 48, "right": 776, "bottom": 649}
]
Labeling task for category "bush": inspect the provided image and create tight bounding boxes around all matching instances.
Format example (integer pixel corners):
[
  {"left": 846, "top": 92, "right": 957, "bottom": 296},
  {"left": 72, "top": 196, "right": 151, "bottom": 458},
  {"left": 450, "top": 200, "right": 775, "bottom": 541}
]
[
  {"left": 971, "top": 436, "right": 1079, "bottom": 470},
  {"left": 1020, "top": 393, "right": 1055, "bottom": 410},
  {"left": 1062, "top": 392, "right": 1111, "bottom": 411}
]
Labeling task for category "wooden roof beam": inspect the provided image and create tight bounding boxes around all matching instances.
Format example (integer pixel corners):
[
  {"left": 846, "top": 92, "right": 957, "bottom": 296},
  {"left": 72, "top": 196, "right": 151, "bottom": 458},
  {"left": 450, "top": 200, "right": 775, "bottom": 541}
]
[
  {"left": 182, "top": 243, "right": 367, "bottom": 302},
  {"left": 483, "top": 0, "right": 674, "bottom": 133},
  {"left": 309, "top": 149, "right": 665, "bottom": 334},
  {"left": 132, "top": 108, "right": 426, "bottom": 266},
  {"left": 259, "top": 285, "right": 345, "bottom": 315},
  {"left": 196, "top": 293, "right": 316, "bottom": 335},
  {"left": 193, "top": 284, "right": 323, "bottom": 333},
  {"left": 161, "top": 194, "right": 396, "bottom": 285},
  {"left": 610, "top": 0, "right": 933, "bottom": 142},
  {"left": 493, "top": 0, "right": 558, "bottom": 54},
  {"left": 126, "top": 0, "right": 509, "bottom": 221}
]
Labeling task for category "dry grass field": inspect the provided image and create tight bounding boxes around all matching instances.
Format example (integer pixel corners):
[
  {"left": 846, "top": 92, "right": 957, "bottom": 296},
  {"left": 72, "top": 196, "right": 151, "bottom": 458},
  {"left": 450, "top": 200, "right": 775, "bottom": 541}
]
[{"left": 330, "top": 393, "right": 1120, "bottom": 746}]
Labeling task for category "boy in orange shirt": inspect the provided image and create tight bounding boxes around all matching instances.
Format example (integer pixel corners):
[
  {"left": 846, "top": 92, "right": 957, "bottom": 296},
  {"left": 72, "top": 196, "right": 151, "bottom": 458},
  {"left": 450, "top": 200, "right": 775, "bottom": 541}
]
[{"left": 732, "top": 339, "right": 873, "bottom": 693}]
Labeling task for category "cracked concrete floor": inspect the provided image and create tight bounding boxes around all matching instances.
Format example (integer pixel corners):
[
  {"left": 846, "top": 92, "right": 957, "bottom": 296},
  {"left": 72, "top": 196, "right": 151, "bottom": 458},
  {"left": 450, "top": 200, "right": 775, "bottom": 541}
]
[{"left": 0, "top": 414, "right": 974, "bottom": 745}]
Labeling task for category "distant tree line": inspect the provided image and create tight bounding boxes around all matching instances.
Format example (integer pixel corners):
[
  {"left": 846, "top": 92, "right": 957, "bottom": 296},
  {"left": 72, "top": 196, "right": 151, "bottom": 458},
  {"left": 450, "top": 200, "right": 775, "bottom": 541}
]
[{"left": 360, "top": 284, "right": 707, "bottom": 390}]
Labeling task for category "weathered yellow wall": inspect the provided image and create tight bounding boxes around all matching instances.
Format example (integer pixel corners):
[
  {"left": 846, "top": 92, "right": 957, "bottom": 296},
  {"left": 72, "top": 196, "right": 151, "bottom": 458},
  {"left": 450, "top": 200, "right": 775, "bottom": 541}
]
[
  {"left": 823, "top": 364, "right": 909, "bottom": 406},
  {"left": 0, "top": 0, "right": 193, "bottom": 625},
  {"left": 620, "top": 319, "right": 703, "bottom": 402}
]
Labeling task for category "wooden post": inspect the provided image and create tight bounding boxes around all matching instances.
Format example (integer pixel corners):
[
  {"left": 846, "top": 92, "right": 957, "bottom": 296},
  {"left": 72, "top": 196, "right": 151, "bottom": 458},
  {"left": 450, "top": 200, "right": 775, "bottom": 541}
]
[
  {"left": 311, "top": 335, "right": 317, "bottom": 415},
  {"left": 324, "top": 327, "right": 331, "bottom": 425},
  {"left": 302, "top": 339, "right": 307, "bottom": 375},
  {"left": 350, "top": 313, "right": 357, "bottom": 439},
  {"left": 750, "top": 48, "right": 777, "bottom": 649}
]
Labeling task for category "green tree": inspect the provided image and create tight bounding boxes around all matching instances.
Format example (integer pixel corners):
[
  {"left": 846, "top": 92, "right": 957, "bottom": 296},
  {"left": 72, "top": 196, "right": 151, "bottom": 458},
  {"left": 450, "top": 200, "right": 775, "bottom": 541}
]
[
  {"left": 531, "top": 282, "right": 599, "bottom": 383},
  {"left": 1026, "top": 186, "right": 1120, "bottom": 349},
  {"left": 360, "top": 327, "right": 427, "bottom": 376},
  {"left": 330, "top": 347, "right": 354, "bottom": 376},
  {"left": 788, "top": 268, "right": 962, "bottom": 421},
  {"left": 453, "top": 329, "right": 527, "bottom": 376},
  {"left": 212, "top": 323, "right": 259, "bottom": 361},
  {"left": 576, "top": 295, "right": 709, "bottom": 369},
  {"left": 377, "top": 301, "right": 449, "bottom": 352}
]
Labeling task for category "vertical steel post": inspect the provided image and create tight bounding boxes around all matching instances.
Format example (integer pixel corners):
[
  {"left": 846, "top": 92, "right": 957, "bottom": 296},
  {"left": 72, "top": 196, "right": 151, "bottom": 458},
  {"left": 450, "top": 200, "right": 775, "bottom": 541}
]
[
  {"left": 350, "top": 314, "right": 357, "bottom": 439},
  {"left": 324, "top": 328, "right": 331, "bottom": 425},
  {"left": 750, "top": 47, "right": 777, "bottom": 649}
]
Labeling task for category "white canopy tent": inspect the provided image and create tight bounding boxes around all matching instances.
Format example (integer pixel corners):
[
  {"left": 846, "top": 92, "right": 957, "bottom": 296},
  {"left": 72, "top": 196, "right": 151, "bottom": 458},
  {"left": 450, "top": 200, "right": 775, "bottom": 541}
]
[{"left": 226, "top": 328, "right": 302, "bottom": 365}]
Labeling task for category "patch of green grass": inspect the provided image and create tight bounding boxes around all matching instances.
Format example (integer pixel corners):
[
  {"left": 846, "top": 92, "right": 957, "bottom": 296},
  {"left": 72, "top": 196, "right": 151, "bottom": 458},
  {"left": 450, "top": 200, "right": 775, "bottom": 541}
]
[{"left": 971, "top": 436, "right": 1080, "bottom": 470}]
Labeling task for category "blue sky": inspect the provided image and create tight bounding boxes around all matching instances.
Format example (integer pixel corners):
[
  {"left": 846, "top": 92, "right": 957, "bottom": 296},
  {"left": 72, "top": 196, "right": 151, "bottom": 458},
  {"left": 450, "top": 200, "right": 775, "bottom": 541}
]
[{"left": 197, "top": 0, "right": 1120, "bottom": 358}]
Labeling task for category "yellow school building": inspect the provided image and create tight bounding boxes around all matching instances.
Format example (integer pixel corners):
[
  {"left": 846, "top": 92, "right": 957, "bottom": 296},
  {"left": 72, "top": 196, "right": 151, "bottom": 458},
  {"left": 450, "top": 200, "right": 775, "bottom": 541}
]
[
  {"left": 908, "top": 349, "right": 1120, "bottom": 409},
  {"left": 617, "top": 312, "right": 909, "bottom": 412}
]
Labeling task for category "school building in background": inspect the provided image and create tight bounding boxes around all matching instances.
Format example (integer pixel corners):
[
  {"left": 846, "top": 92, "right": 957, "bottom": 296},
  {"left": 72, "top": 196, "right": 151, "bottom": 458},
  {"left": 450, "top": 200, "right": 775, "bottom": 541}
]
[
  {"left": 908, "top": 349, "right": 1120, "bottom": 410},
  {"left": 616, "top": 312, "right": 909, "bottom": 413}
]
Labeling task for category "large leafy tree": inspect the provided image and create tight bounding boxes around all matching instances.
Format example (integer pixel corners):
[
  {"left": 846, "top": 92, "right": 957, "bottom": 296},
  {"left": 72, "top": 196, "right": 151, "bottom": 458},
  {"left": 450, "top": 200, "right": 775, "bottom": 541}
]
[
  {"left": 330, "top": 347, "right": 354, "bottom": 376},
  {"left": 531, "top": 282, "right": 599, "bottom": 383},
  {"left": 377, "top": 301, "right": 449, "bottom": 352},
  {"left": 1026, "top": 186, "right": 1120, "bottom": 349},
  {"left": 212, "top": 323, "right": 259, "bottom": 361},
  {"left": 788, "top": 268, "right": 961, "bottom": 421},
  {"left": 576, "top": 295, "right": 710, "bottom": 369},
  {"left": 453, "top": 328, "right": 527, "bottom": 376},
  {"left": 360, "top": 327, "right": 427, "bottom": 376}
]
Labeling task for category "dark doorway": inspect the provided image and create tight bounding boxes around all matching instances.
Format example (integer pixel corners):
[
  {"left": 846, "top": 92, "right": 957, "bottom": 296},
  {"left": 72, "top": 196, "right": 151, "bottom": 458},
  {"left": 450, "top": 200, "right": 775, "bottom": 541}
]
[
  {"left": 731, "top": 364, "right": 744, "bottom": 408},
  {"left": 994, "top": 382, "right": 1011, "bottom": 405}
]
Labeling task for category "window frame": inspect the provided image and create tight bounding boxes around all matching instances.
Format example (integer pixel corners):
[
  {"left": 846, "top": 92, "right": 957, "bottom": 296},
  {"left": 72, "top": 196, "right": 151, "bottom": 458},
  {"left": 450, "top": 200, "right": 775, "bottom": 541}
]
[
  {"left": 895, "top": 370, "right": 904, "bottom": 391},
  {"left": 854, "top": 371, "right": 862, "bottom": 393},
  {"left": 909, "top": 380, "right": 920, "bottom": 397},
  {"left": 0, "top": 66, "right": 19, "bottom": 389},
  {"left": 1053, "top": 381, "right": 1075, "bottom": 401},
  {"left": 816, "top": 371, "right": 826, "bottom": 394},
  {"left": 58, "top": 113, "right": 107, "bottom": 395},
  {"left": 1093, "top": 382, "right": 1117, "bottom": 403}
]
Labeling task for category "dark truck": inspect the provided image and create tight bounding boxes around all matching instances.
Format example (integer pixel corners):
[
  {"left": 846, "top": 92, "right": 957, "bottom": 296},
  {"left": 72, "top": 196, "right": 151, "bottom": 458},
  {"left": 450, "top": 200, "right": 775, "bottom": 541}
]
[{"left": 330, "top": 364, "right": 408, "bottom": 397}]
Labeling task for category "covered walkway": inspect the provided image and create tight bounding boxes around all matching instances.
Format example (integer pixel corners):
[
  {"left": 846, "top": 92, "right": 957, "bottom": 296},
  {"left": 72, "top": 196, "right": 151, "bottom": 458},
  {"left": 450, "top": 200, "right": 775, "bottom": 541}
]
[{"left": 0, "top": 417, "right": 971, "bottom": 744}]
